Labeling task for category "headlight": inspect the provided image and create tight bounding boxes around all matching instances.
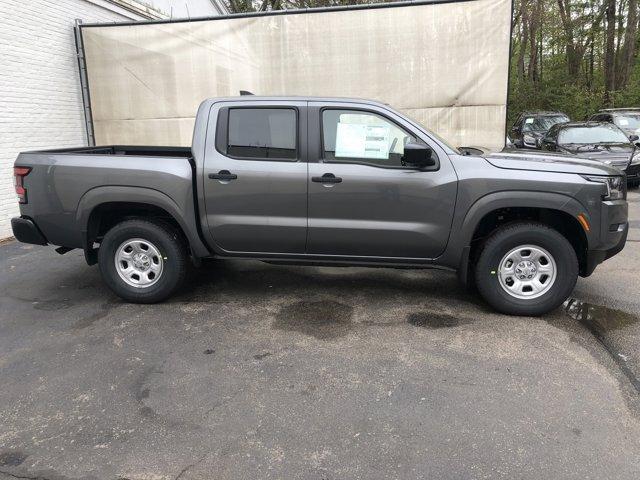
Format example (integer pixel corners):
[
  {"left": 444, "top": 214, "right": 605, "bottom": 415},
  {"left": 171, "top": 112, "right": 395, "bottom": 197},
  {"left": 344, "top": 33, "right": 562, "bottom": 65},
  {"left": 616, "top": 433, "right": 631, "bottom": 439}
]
[
  {"left": 631, "top": 151, "right": 640, "bottom": 165},
  {"left": 581, "top": 175, "right": 626, "bottom": 200},
  {"left": 523, "top": 134, "right": 536, "bottom": 146}
]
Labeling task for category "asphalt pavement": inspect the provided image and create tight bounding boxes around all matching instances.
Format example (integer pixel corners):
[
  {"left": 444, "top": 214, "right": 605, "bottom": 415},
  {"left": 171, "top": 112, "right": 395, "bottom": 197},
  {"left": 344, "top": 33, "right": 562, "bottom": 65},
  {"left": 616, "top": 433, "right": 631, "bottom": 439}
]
[{"left": 1, "top": 193, "right": 640, "bottom": 479}]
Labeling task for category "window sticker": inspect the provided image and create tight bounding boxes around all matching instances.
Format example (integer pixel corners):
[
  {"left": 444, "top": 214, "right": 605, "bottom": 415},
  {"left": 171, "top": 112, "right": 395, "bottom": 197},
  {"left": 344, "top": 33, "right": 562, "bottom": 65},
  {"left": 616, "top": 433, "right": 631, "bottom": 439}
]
[
  {"left": 524, "top": 118, "right": 534, "bottom": 124},
  {"left": 618, "top": 118, "right": 630, "bottom": 126},
  {"left": 335, "top": 122, "right": 390, "bottom": 159}
]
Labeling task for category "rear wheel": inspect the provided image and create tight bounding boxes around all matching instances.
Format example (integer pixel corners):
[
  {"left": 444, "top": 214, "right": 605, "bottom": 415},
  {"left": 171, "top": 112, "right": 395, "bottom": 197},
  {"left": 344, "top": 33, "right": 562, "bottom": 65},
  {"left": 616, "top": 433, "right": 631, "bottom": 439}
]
[
  {"left": 474, "top": 222, "right": 578, "bottom": 316},
  {"left": 98, "top": 219, "right": 187, "bottom": 303}
]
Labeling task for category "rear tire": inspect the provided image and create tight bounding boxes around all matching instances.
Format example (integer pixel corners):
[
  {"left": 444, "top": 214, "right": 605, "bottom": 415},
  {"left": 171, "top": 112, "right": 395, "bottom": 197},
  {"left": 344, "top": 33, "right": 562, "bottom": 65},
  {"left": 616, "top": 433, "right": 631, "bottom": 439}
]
[
  {"left": 474, "top": 222, "right": 578, "bottom": 316},
  {"left": 98, "top": 219, "right": 187, "bottom": 303}
]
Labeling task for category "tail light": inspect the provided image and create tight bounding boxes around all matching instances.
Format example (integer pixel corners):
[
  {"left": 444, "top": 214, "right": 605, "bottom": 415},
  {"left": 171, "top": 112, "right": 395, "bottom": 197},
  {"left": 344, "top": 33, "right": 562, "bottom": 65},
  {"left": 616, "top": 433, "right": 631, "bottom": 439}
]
[{"left": 13, "top": 167, "right": 31, "bottom": 204}]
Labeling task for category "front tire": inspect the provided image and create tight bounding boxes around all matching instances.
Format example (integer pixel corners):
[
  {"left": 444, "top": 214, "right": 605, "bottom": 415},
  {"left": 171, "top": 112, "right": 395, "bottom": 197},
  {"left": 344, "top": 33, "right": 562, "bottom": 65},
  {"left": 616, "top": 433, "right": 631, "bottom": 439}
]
[
  {"left": 474, "top": 222, "right": 578, "bottom": 316},
  {"left": 98, "top": 219, "right": 187, "bottom": 303}
]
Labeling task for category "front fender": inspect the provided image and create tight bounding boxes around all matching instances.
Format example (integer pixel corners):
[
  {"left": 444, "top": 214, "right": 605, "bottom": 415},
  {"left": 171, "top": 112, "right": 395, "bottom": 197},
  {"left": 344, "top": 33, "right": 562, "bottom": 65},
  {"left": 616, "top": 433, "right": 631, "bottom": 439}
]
[{"left": 439, "top": 190, "right": 593, "bottom": 275}]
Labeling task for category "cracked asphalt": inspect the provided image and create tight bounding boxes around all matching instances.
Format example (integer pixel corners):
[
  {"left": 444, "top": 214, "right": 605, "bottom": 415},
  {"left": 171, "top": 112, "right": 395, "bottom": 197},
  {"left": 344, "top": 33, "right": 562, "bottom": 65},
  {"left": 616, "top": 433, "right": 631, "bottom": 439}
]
[{"left": 1, "top": 193, "right": 640, "bottom": 479}]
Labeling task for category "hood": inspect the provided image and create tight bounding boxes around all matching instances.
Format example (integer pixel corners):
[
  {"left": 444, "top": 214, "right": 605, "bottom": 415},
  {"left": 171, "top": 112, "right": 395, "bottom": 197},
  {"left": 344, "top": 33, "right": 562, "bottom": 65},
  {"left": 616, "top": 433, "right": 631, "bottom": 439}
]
[
  {"left": 484, "top": 149, "right": 621, "bottom": 176},
  {"left": 559, "top": 143, "right": 632, "bottom": 168}
]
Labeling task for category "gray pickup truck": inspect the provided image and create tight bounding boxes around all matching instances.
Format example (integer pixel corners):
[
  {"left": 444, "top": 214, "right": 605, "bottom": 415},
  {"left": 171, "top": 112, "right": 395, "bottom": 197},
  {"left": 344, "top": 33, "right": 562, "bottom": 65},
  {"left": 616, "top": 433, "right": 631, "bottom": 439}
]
[{"left": 11, "top": 97, "right": 628, "bottom": 315}]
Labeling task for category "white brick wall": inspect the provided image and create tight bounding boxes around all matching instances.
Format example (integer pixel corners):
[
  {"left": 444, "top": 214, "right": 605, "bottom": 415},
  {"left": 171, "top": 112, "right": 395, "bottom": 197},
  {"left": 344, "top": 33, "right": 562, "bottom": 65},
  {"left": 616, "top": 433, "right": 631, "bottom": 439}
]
[{"left": 0, "top": 0, "right": 134, "bottom": 239}]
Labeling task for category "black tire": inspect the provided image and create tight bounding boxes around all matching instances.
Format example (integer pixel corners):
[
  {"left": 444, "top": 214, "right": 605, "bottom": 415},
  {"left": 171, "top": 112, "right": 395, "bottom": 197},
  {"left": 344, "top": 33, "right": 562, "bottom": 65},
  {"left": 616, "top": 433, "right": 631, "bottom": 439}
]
[
  {"left": 474, "top": 222, "right": 578, "bottom": 316},
  {"left": 98, "top": 219, "right": 188, "bottom": 303}
]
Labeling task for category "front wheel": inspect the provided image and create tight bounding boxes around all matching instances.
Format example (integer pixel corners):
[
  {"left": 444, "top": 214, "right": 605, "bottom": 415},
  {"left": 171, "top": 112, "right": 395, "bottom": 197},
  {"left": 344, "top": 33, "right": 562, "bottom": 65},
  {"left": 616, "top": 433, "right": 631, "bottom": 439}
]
[
  {"left": 98, "top": 219, "right": 188, "bottom": 303},
  {"left": 474, "top": 222, "right": 578, "bottom": 316}
]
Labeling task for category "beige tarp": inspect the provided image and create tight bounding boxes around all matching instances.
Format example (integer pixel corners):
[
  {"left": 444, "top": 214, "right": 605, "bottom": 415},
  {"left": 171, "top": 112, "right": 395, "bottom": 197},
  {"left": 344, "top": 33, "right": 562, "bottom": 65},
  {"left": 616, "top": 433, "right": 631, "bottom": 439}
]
[{"left": 81, "top": 0, "right": 511, "bottom": 151}]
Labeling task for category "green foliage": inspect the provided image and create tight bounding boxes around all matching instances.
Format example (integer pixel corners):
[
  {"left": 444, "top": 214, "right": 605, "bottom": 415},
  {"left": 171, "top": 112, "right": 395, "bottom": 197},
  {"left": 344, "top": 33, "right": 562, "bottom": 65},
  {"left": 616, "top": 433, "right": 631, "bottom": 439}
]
[
  {"left": 508, "top": 0, "right": 640, "bottom": 126},
  {"left": 508, "top": 71, "right": 608, "bottom": 124}
]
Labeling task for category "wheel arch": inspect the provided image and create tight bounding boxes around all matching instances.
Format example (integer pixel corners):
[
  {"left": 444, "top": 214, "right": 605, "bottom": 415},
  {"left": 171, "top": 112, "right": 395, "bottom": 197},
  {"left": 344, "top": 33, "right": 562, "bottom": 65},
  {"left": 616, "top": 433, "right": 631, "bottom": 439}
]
[
  {"left": 455, "top": 191, "right": 592, "bottom": 285},
  {"left": 77, "top": 186, "right": 210, "bottom": 264}
]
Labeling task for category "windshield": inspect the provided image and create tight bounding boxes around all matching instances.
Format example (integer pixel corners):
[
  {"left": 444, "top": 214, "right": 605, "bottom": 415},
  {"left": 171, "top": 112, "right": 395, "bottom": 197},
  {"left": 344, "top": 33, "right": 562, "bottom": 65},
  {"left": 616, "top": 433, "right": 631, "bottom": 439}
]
[
  {"left": 522, "top": 115, "right": 569, "bottom": 132},
  {"left": 613, "top": 114, "right": 640, "bottom": 130},
  {"left": 558, "top": 124, "right": 630, "bottom": 145}
]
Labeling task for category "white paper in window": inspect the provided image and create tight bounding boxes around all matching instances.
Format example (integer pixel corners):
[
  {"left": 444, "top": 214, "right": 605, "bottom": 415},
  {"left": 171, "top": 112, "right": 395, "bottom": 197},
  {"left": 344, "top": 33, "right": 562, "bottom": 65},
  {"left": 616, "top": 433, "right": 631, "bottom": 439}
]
[{"left": 335, "top": 122, "right": 390, "bottom": 159}]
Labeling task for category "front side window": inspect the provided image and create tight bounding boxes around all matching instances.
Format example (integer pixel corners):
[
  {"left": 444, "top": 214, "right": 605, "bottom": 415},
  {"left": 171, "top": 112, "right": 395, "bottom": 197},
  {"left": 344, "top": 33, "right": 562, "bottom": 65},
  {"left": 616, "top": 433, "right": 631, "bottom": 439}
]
[
  {"left": 227, "top": 108, "right": 296, "bottom": 160},
  {"left": 322, "top": 109, "right": 417, "bottom": 168}
]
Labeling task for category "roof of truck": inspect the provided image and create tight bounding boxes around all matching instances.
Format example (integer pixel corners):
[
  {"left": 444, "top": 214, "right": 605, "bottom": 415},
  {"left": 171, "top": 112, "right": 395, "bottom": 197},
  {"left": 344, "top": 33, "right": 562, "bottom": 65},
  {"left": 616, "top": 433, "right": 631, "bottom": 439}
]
[{"left": 204, "top": 96, "right": 390, "bottom": 106}]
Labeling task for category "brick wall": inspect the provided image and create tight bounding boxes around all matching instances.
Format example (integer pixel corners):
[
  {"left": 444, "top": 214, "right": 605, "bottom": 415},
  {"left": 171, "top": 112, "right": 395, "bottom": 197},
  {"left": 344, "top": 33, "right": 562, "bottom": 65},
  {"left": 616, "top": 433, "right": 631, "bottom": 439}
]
[{"left": 0, "top": 0, "right": 133, "bottom": 238}]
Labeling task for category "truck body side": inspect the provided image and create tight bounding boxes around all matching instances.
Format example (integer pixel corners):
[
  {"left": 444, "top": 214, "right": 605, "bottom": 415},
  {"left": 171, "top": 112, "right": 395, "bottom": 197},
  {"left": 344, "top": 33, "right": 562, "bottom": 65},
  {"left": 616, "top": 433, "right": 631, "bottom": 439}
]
[{"left": 11, "top": 97, "right": 629, "bottom": 314}]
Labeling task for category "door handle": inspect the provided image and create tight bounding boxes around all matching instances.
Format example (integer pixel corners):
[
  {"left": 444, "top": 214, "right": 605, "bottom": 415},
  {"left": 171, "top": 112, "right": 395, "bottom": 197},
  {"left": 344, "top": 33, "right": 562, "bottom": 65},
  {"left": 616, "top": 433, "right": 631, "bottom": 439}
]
[
  {"left": 312, "top": 173, "right": 342, "bottom": 183},
  {"left": 209, "top": 170, "right": 237, "bottom": 181}
]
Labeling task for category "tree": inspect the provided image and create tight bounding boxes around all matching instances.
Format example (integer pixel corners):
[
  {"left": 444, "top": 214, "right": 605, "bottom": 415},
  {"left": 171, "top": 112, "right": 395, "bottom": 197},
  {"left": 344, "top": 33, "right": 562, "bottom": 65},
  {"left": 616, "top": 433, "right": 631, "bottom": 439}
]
[
  {"left": 617, "top": 0, "right": 639, "bottom": 88},
  {"left": 604, "top": 0, "right": 617, "bottom": 103}
]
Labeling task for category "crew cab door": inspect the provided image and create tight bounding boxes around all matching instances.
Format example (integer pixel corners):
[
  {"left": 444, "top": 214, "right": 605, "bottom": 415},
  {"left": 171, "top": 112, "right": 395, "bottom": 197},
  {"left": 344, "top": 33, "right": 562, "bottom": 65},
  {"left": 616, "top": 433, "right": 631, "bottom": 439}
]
[
  {"left": 202, "top": 100, "right": 307, "bottom": 254},
  {"left": 306, "top": 102, "right": 458, "bottom": 259}
]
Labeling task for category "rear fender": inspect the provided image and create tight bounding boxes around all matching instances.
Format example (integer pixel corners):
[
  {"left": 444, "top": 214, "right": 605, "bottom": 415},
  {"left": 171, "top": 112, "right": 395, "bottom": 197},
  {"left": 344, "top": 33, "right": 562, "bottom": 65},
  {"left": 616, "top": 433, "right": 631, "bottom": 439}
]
[{"left": 76, "top": 186, "right": 210, "bottom": 261}]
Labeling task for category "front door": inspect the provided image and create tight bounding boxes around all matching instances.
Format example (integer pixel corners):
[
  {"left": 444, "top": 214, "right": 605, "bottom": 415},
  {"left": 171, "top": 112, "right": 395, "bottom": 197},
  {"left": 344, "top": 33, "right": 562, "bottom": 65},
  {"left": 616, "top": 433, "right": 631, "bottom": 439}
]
[
  {"left": 306, "top": 103, "right": 458, "bottom": 259},
  {"left": 203, "top": 101, "right": 308, "bottom": 254}
]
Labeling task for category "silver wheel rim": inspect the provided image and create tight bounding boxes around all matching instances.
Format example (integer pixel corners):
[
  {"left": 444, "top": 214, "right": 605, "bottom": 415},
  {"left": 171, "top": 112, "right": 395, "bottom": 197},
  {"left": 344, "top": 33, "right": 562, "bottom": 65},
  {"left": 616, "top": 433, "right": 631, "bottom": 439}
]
[
  {"left": 115, "top": 238, "right": 163, "bottom": 288},
  {"left": 497, "top": 244, "right": 557, "bottom": 300}
]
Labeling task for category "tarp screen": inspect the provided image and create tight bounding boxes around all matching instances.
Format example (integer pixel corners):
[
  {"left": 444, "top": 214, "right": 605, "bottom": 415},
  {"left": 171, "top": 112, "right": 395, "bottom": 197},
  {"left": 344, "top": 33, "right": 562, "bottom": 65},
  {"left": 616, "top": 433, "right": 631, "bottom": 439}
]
[{"left": 81, "top": 0, "right": 511, "bottom": 151}]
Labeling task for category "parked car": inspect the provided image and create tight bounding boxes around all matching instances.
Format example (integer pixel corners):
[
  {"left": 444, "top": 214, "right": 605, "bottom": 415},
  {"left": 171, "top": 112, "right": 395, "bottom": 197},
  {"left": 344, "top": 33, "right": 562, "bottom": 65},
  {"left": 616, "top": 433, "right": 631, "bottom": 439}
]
[
  {"left": 11, "top": 97, "right": 628, "bottom": 316},
  {"left": 589, "top": 108, "right": 640, "bottom": 139},
  {"left": 509, "top": 111, "right": 570, "bottom": 149},
  {"left": 540, "top": 121, "right": 640, "bottom": 187}
]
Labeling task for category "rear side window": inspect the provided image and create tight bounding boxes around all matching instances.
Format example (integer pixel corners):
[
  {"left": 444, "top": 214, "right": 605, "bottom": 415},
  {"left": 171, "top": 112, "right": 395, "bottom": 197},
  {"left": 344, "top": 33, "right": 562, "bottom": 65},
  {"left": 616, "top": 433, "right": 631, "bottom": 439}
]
[{"left": 227, "top": 108, "right": 297, "bottom": 160}]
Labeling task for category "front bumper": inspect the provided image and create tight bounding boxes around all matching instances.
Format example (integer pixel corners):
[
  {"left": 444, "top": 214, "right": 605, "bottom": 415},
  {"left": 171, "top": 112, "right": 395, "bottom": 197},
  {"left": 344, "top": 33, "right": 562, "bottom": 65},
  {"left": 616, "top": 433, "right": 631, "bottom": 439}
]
[
  {"left": 583, "top": 200, "right": 628, "bottom": 276},
  {"left": 11, "top": 217, "right": 48, "bottom": 245}
]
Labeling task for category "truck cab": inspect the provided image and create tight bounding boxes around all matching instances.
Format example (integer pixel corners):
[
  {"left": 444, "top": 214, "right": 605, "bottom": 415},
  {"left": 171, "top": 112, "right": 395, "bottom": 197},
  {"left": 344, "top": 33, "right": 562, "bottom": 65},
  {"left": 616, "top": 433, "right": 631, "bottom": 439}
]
[{"left": 200, "top": 98, "right": 457, "bottom": 260}]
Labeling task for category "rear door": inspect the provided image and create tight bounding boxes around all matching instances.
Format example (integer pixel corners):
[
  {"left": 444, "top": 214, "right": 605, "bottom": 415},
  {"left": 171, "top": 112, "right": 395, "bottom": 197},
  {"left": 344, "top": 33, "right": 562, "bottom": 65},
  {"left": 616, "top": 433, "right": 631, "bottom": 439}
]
[
  {"left": 202, "top": 100, "right": 308, "bottom": 254},
  {"left": 306, "top": 102, "right": 458, "bottom": 259}
]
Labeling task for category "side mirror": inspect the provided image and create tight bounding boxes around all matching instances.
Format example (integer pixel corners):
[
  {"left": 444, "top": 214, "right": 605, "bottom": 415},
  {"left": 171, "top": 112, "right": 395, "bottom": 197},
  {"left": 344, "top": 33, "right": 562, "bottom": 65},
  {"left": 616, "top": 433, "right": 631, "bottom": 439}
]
[
  {"left": 402, "top": 142, "right": 436, "bottom": 168},
  {"left": 630, "top": 134, "right": 639, "bottom": 142}
]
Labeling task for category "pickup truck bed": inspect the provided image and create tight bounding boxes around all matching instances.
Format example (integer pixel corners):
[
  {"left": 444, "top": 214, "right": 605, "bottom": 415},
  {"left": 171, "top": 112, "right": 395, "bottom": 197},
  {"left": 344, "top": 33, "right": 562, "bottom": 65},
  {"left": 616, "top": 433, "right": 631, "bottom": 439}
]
[
  {"left": 26, "top": 145, "right": 193, "bottom": 157},
  {"left": 13, "top": 145, "right": 210, "bottom": 262}
]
